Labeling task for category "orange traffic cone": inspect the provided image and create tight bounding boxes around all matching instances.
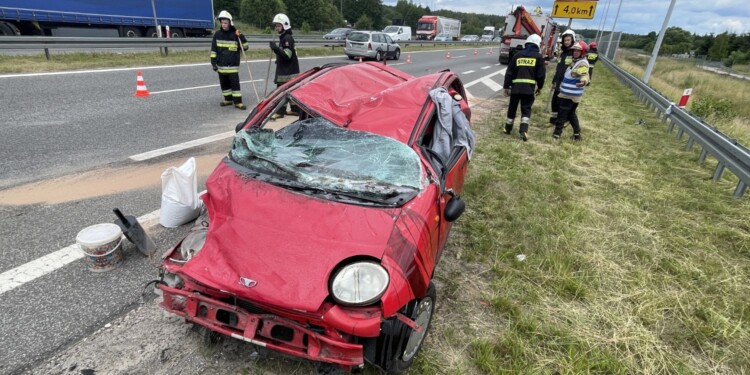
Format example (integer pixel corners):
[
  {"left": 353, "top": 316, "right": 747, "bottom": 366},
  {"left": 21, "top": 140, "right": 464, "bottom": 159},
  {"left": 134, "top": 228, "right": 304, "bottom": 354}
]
[
  {"left": 134, "top": 71, "right": 150, "bottom": 97},
  {"left": 445, "top": 51, "right": 451, "bottom": 59},
  {"left": 474, "top": 49, "right": 478, "bottom": 56},
  {"left": 406, "top": 54, "right": 411, "bottom": 64}
]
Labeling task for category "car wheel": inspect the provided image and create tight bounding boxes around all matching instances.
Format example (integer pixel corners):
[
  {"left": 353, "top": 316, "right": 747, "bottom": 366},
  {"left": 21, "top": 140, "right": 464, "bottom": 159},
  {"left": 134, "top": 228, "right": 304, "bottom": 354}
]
[
  {"left": 393, "top": 49, "right": 400, "bottom": 60},
  {"left": 145, "top": 27, "right": 159, "bottom": 37},
  {"left": 375, "top": 51, "right": 382, "bottom": 62},
  {"left": 168, "top": 28, "right": 184, "bottom": 38},
  {"left": 121, "top": 26, "right": 141, "bottom": 37},
  {"left": 372, "top": 282, "right": 436, "bottom": 374},
  {"left": 348, "top": 55, "right": 355, "bottom": 60}
]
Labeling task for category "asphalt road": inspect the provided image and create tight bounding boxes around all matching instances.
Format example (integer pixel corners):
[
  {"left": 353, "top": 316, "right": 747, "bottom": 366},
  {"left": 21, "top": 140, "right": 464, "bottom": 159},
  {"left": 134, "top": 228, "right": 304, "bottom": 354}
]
[{"left": 0, "top": 47, "right": 509, "bottom": 375}]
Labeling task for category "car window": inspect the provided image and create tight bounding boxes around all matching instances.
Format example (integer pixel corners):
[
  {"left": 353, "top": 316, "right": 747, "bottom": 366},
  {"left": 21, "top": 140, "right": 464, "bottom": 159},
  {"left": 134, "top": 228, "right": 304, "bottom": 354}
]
[
  {"left": 374, "top": 33, "right": 384, "bottom": 43},
  {"left": 385, "top": 35, "right": 394, "bottom": 44},
  {"left": 383, "top": 26, "right": 398, "bottom": 33},
  {"left": 231, "top": 118, "right": 425, "bottom": 205},
  {"left": 348, "top": 32, "right": 369, "bottom": 42}
]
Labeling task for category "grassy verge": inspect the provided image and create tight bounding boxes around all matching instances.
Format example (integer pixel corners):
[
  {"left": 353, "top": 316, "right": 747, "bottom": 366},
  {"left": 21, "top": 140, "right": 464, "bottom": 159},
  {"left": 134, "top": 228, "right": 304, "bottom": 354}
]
[
  {"left": 408, "top": 61, "right": 750, "bottom": 374},
  {"left": 0, "top": 43, "right": 483, "bottom": 74},
  {"left": 616, "top": 49, "right": 750, "bottom": 146}
]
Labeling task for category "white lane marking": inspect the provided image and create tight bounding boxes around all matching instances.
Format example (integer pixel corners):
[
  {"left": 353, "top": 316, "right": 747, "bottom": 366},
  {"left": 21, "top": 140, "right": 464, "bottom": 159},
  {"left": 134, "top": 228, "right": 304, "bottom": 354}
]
[
  {"left": 481, "top": 66, "right": 491, "bottom": 70},
  {"left": 0, "top": 55, "right": 334, "bottom": 79},
  {"left": 389, "top": 62, "right": 406, "bottom": 66},
  {"left": 462, "top": 70, "right": 476, "bottom": 74},
  {"left": 464, "top": 67, "right": 506, "bottom": 88},
  {"left": 0, "top": 210, "right": 161, "bottom": 295},
  {"left": 129, "top": 131, "right": 235, "bottom": 161},
  {"left": 482, "top": 78, "right": 503, "bottom": 92},
  {"left": 150, "top": 79, "right": 263, "bottom": 95}
]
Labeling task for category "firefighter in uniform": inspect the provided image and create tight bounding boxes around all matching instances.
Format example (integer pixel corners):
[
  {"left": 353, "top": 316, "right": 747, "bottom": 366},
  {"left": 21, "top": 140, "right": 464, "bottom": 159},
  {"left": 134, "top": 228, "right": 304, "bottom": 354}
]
[
  {"left": 549, "top": 29, "right": 576, "bottom": 125},
  {"left": 586, "top": 41, "right": 599, "bottom": 84},
  {"left": 502, "top": 34, "right": 546, "bottom": 142},
  {"left": 210, "top": 11, "right": 249, "bottom": 110},
  {"left": 553, "top": 40, "right": 589, "bottom": 141},
  {"left": 269, "top": 13, "right": 300, "bottom": 120}
]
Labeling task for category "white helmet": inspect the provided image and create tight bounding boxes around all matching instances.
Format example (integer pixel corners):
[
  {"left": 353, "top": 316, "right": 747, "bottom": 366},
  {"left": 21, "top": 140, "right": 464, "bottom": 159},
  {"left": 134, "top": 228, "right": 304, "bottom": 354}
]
[
  {"left": 217, "top": 10, "right": 233, "bottom": 25},
  {"left": 272, "top": 13, "right": 291, "bottom": 30},
  {"left": 525, "top": 34, "right": 541, "bottom": 48},
  {"left": 561, "top": 29, "right": 576, "bottom": 41}
]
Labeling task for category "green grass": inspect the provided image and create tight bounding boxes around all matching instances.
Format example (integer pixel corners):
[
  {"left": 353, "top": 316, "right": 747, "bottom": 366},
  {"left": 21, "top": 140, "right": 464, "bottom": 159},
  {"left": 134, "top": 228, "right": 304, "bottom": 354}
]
[
  {"left": 0, "top": 38, "right": 483, "bottom": 74},
  {"left": 415, "top": 62, "right": 750, "bottom": 374},
  {"left": 616, "top": 49, "right": 750, "bottom": 146}
]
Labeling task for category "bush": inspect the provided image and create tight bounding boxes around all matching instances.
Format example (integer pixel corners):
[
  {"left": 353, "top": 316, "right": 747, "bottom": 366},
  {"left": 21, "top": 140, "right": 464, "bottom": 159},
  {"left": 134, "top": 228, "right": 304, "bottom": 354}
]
[
  {"left": 690, "top": 96, "right": 736, "bottom": 119},
  {"left": 301, "top": 21, "right": 311, "bottom": 34}
]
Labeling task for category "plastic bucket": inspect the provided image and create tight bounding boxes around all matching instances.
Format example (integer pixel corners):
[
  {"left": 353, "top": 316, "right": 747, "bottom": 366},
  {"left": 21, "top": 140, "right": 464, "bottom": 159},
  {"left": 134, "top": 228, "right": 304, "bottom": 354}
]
[{"left": 76, "top": 223, "right": 124, "bottom": 272}]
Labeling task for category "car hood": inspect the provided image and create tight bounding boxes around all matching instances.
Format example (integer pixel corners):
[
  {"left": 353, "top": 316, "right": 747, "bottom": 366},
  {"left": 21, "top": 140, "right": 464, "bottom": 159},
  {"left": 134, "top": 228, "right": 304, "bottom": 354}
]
[{"left": 180, "top": 160, "right": 402, "bottom": 312}]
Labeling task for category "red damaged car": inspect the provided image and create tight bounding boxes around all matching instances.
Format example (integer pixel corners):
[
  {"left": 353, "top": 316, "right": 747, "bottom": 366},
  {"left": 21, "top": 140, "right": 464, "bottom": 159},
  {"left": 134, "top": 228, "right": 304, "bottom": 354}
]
[{"left": 157, "top": 62, "right": 475, "bottom": 373}]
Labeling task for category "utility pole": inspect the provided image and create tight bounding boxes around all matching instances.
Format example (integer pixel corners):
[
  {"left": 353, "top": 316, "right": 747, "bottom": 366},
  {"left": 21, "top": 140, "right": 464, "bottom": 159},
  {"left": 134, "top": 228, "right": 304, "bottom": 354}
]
[
  {"left": 605, "top": 0, "right": 623, "bottom": 59},
  {"left": 595, "top": 0, "right": 612, "bottom": 43},
  {"left": 644, "top": 0, "right": 677, "bottom": 83}
]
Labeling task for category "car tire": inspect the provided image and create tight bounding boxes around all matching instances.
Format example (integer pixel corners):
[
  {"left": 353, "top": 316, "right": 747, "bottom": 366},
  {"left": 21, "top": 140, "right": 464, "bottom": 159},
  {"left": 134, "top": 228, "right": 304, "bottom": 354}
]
[
  {"left": 393, "top": 49, "right": 400, "bottom": 60},
  {"left": 146, "top": 27, "right": 159, "bottom": 37},
  {"left": 372, "top": 282, "right": 436, "bottom": 374},
  {"left": 168, "top": 28, "right": 184, "bottom": 38},
  {"left": 375, "top": 51, "right": 382, "bottom": 62},
  {"left": 348, "top": 55, "right": 355, "bottom": 60},
  {"left": 0, "top": 21, "right": 19, "bottom": 36}
]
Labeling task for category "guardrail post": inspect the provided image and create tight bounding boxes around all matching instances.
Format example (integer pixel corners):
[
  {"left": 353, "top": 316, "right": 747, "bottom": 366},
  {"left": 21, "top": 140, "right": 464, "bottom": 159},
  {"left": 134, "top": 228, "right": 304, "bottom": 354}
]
[
  {"left": 685, "top": 137, "right": 695, "bottom": 151},
  {"left": 44, "top": 48, "right": 50, "bottom": 60},
  {"left": 667, "top": 119, "right": 675, "bottom": 133},
  {"left": 713, "top": 163, "right": 725, "bottom": 181},
  {"left": 677, "top": 128, "right": 684, "bottom": 140},
  {"left": 699, "top": 149, "right": 708, "bottom": 164},
  {"left": 735, "top": 181, "right": 747, "bottom": 198}
]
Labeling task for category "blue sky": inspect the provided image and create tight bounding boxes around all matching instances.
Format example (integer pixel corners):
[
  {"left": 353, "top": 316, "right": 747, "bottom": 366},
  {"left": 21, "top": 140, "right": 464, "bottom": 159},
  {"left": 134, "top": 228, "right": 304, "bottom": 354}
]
[{"left": 383, "top": 0, "right": 750, "bottom": 36}]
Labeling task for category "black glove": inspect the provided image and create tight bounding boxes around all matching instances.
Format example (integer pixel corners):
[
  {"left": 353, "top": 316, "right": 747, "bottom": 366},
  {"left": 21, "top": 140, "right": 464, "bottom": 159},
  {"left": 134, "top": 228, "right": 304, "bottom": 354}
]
[
  {"left": 212, "top": 63, "right": 217, "bottom": 72},
  {"left": 269, "top": 41, "right": 278, "bottom": 50}
]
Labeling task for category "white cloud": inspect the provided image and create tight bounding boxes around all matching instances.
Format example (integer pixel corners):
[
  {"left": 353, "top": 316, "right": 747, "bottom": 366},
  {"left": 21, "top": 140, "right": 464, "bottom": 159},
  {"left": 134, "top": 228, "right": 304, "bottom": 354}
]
[{"left": 382, "top": 0, "right": 750, "bottom": 35}]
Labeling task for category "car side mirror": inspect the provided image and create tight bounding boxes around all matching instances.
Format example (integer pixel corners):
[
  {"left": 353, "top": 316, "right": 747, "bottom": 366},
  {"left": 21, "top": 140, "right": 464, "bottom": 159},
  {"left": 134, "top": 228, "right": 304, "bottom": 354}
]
[
  {"left": 444, "top": 195, "right": 465, "bottom": 222},
  {"left": 235, "top": 121, "right": 245, "bottom": 133}
]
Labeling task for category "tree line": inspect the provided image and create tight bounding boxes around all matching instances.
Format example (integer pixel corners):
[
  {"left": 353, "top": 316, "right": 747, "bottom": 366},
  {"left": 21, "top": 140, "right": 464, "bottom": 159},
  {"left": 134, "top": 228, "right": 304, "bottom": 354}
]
[
  {"left": 618, "top": 27, "right": 750, "bottom": 66},
  {"left": 213, "top": 0, "right": 505, "bottom": 35}
]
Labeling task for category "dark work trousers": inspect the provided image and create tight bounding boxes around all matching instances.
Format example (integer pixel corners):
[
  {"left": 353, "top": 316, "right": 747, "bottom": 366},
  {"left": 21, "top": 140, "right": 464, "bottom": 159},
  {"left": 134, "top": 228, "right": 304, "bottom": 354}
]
[
  {"left": 588, "top": 66, "right": 595, "bottom": 81},
  {"left": 219, "top": 72, "right": 242, "bottom": 104},
  {"left": 274, "top": 83, "right": 299, "bottom": 117},
  {"left": 550, "top": 88, "right": 561, "bottom": 124},
  {"left": 507, "top": 93, "right": 535, "bottom": 133},
  {"left": 554, "top": 98, "right": 581, "bottom": 136}
]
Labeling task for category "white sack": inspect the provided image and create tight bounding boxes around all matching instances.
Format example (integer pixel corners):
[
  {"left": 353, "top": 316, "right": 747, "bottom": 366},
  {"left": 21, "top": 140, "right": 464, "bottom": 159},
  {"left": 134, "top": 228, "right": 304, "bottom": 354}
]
[{"left": 159, "top": 157, "right": 201, "bottom": 228}]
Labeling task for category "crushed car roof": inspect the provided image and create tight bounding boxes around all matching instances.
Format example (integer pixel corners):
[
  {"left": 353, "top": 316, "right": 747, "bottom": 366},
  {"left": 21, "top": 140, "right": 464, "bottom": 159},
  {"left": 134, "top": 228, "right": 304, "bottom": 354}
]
[{"left": 291, "top": 62, "right": 445, "bottom": 143}]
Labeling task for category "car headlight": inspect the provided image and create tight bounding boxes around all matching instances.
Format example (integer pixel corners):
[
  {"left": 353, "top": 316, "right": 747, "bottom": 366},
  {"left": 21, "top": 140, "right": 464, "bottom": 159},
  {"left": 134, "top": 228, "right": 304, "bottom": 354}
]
[
  {"left": 330, "top": 262, "right": 389, "bottom": 306},
  {"left": 179, "top": 228, "right": 207, "bottom": 261}
]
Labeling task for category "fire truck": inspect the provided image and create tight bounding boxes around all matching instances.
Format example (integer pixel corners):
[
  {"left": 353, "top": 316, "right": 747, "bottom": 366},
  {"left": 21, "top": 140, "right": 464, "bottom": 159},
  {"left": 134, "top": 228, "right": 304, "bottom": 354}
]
[{"left": 498, "top": 5, "right": 558, "bottom": 64}]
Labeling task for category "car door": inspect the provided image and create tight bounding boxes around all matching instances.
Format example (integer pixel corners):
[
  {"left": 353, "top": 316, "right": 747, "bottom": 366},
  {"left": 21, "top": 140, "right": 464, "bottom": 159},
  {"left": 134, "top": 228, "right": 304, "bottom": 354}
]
[
  {"left": 412, "top": 75, "right": 472, "bottom": 265},
  {"left": 383, "top": 34, "right": 396, "bottom": 58}
]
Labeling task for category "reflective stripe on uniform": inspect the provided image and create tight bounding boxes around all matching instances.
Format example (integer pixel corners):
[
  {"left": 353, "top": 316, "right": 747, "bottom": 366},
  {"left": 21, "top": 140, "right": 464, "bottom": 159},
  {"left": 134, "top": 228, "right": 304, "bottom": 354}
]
[
  {"left": 512, "top": 78, "right": 537, "bottom": 84},
  {"left": 217, "top": 41, "right": 238, "bottom": 51},
  {"left": 283, "top": 48, "right": 293, "bottom": 59},
  {"left": 210, "top": 51, "right": 217, "bottom": 58},
  {"left": 276, "top": 73, "right": 298, "bottom": 83},
  {"left": 232, "top": 91, "right": 242, "bottom": 97},
  {"left": 218, "top": 69, "right": 239, "bottom": 73},
  {"left": 242, "top": 42, "right": 249, "bottom": 49}
]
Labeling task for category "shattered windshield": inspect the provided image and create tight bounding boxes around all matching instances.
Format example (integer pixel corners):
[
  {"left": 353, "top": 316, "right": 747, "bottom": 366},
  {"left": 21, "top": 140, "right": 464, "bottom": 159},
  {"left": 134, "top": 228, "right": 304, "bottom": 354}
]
[{"left": 230, "top": 118, "right": 424, "bottom": 206}]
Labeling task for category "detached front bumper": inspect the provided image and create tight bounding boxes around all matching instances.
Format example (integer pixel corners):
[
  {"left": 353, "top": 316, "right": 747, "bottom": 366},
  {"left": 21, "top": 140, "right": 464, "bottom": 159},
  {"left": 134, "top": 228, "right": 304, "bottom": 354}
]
[{"left": 159, "top": 284, "right": 373, "bottom": 367}]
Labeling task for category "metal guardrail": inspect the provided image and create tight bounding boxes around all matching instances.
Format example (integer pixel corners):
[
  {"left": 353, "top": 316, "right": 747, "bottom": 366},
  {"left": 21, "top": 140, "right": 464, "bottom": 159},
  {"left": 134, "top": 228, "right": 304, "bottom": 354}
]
[
  {"left": 601, "top": 57, "right": 749, "bottom": 198},
  {"left": 0, "top": 35, "right": 492, "bottom": 49}
]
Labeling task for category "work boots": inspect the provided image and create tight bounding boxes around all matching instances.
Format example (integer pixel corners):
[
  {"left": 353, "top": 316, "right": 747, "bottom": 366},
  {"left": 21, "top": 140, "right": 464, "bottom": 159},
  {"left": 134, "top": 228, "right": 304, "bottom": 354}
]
[
  {"left": 519, "top": 119, "right": 529, "bottom": 142},
  {"left": 235, "top": 103, "right": 247, "bottom": 110},
  {"left": 504, "top": 119, "right": 513, "bottom": 135},
  {"left": 220, "top": 100, "right": 233, "bottom": 107}
]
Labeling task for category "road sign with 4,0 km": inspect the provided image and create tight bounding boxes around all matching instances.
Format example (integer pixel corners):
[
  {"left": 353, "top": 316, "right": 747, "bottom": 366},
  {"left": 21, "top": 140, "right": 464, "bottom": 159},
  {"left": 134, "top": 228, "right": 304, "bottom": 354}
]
[{"left": 552, "top": 0, "right": 598, "bottom": 19}]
